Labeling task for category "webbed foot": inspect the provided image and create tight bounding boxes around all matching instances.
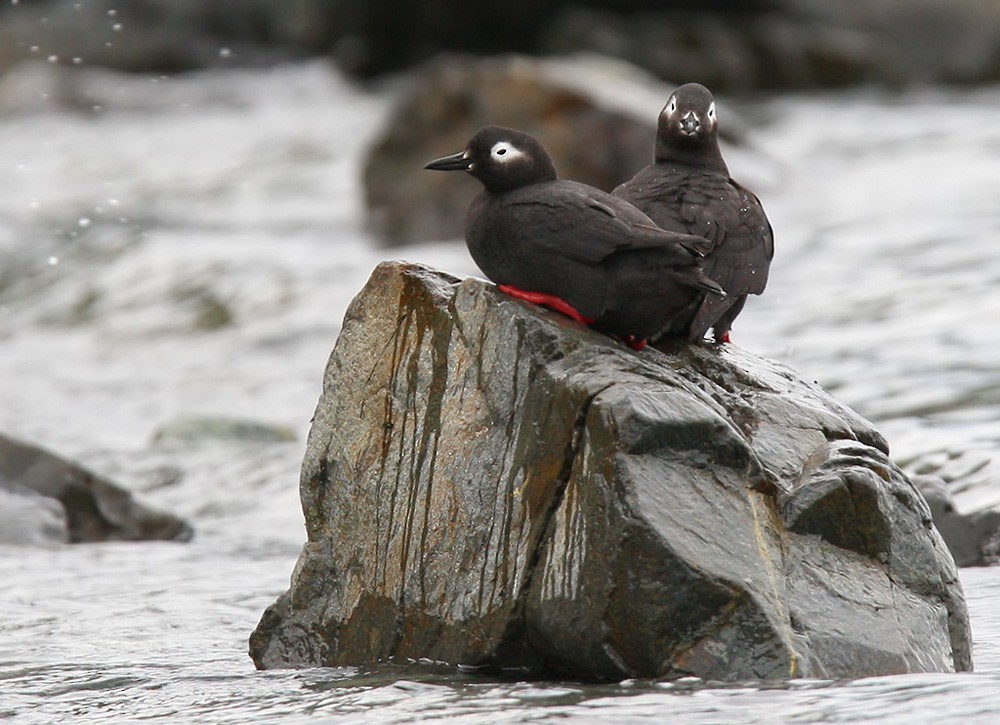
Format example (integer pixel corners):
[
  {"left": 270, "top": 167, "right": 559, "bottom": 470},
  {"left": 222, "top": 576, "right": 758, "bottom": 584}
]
[{"left": 498, "top": 285, "right": 596, "bottom": 325}]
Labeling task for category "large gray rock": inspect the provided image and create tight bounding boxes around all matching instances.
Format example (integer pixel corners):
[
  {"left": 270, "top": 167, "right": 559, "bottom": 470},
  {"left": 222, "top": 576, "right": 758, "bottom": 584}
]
[
  {"left": 0, "top": 434, "right": 193, "bottom": 544},
  {"left": 250, "top": 261, "right": 972, "bottom": 679}
]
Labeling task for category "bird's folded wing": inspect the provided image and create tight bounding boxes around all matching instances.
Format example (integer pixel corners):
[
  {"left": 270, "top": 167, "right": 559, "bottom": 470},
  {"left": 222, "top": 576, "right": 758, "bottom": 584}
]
[
  {"left": 678, "top": 181, "right": 773, "bottom": 296},
  {"left": 505, "top": 187, "right": 701, "bottom": 266}
]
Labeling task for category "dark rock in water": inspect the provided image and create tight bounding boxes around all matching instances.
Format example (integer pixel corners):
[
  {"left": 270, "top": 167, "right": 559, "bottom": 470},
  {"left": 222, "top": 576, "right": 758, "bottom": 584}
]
[
  {"left": 915, "top": 475, "right": 1000, "bottom": 568},
  {"left": 775, "top": 0, "right": 1000, "bottom": 86},
  {"left": 250, "top": 261, "right": 972, "bottom": 679},
  {"left": 543, "top": 2, "right": 1000, "bottom": 90},
  {"left": 542, "top": 7, "right": 879, "bottom": 92},
  {"left": 0, "top": 0, "right": 773, "bottom": 80},
  {"left": 363, "top": 55, "right": 659, "bottom": 245},
  {"left": 0, "top": 434, "right": 193, "bottom": 544},
  {"left": 2, "top": 1, "right": 998, "bottom": 87}
]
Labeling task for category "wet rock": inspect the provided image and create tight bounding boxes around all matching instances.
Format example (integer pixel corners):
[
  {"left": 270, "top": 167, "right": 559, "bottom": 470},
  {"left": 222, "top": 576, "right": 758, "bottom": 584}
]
[
  {"left": 778, "top": 0, "right": 1000, "bottom": 86},
  {"left": 362, "top": 54, "right": 660, "bottom": 245},
  {"left": 542, "top": 7, "right": 880, "bottom": 92},
  {"left": 250, "top": 262, "right": 971, "bottom": 679},
  {"left": 915, "top": 475, "right": 1000, "bottom": 568},
  {"left": 544, "top": 1, "right": 1000, "bottom": 90},
  {"left": 0, "top": 434, "right": 193, "bottom": 544},
  {"left": 3, "top": 1, "right": 997, "bottom": 87},
  {"left": 0, "top": 1, "right": 773, "bottom": 80}
]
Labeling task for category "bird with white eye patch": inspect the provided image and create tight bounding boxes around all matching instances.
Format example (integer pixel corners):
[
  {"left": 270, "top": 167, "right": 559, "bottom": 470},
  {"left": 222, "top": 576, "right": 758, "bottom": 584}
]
[
  {"left": 614, "top": 82, "right": 774, "bottom": 345},
  {"left": 424, "top": 124, "right": 724, "bottom": 350}
]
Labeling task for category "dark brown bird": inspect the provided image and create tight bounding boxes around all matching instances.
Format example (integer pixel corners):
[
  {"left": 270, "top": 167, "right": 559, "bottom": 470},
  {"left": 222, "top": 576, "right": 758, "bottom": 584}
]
[
  {"left": 614, "top": 83, "right": 774, "bottom": 343},
  {"left": 425, "top": 125, "right": 724, "bottom": 350}
]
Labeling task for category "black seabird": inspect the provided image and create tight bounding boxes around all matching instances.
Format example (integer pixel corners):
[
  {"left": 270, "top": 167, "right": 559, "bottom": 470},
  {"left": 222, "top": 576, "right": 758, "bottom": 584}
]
[
  {"left": 614, "top": 83, "right": 774, "bottom": 343},
  {"left": 424, "top": 125, "right": 724, "bottom": 350}
]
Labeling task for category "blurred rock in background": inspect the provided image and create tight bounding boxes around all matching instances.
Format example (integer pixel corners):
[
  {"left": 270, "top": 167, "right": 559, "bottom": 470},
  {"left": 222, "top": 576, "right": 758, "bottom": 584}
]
[
  {"left": 363, "top": 54, "right": 661, "bottom": 245},
  {"left": 1, "top": 0, "right": 998, "bottom": 88},
  {"left": 916, "top": 475, "right": 1000, "bottom": 568},
  {"left": 0, "top": 433, "right": 194, "bottom": 544}
]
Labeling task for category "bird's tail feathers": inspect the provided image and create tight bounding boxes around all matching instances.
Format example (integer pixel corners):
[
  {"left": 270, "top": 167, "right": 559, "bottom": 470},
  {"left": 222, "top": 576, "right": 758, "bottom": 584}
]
[
  {"left": 672, "top": 268, "right": 726, "bottom": 296},
  {"left": 633, "top": 223, "right": 713, "bottom": 258},
  {"left": 676, "top": 234, "right": 714, "bottom": 258},
  {"left": 697, "top": 273, "right": 726, "bottom": 297}
]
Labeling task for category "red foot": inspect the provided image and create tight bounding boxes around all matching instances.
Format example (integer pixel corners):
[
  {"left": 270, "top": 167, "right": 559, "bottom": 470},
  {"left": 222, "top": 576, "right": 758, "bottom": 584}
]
[
  {"left": 621, "top": 335, "right": 648, "bottom": 351},
  {"left": 719, "top": 331, "right": 732, "bottom": 344},
  {"left": 498, "top": 285, "right": 595, "bottom": 324}
]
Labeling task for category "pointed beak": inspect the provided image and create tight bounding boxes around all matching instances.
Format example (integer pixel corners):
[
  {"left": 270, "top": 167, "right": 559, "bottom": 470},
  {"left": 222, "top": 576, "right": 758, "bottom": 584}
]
[
  {"left": 424, "top": 150, "right": 473, "bottom": 172},
  {"left": 680, "top": 111, "right": 700, "bottom": 136}
]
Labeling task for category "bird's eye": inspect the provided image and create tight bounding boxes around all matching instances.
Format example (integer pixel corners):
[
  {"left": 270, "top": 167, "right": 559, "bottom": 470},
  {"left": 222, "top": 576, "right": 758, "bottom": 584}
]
[
  {"left": 491, "top": 142, "right": 513, "bottom": 160},
  {"left": 708, "top": 102, "right": 716, "bottom": 120},
  {"left": 668, "top": 97, "right": 676, "bottom": 113}
]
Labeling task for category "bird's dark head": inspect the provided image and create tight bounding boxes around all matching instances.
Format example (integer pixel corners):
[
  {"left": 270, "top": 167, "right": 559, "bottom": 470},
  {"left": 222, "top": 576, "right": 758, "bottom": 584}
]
[
  {"left": 424, "top": 125, "right": 557, "bottom": 193},
  {"left": 658, "top": 83, "right": 717, "bottom": 143},
  {"left": 655, "top": 84, "right": 726, "bottom": 171}
]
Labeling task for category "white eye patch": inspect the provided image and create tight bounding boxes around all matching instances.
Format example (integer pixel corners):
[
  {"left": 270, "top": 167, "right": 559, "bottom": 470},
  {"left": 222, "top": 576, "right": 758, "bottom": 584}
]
[
  {"left": 707, "top": 102, "right": 717, "bottom": 121},
  {"left": 490, "top": 141, "right": 524, "bottom": 163},
  {"left": 667, "top": 96, "right": 677, "bottom": 114}
]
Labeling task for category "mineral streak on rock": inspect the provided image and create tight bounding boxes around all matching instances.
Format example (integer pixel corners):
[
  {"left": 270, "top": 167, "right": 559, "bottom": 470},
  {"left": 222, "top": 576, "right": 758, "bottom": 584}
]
[{"left": 250, "top": 261, "right": 972, "bottom": 679}]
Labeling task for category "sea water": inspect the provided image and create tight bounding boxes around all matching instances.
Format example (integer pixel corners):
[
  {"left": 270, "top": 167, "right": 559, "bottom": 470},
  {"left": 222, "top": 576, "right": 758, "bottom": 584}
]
[{"left": 1, "top": 61, "right": 999, "bottom": 723}]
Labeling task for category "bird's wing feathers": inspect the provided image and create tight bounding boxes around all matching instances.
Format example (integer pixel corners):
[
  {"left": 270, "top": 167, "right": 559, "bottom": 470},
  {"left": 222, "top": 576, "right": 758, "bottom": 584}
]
[
  {"left": 505, "top": 182, "right": 700, "bottom": 266},
  {"left": 617, "top": 168, "right": 773, "bottom": 297},
  {"left": 699, "top": 183, "right": 772, "bottom": 296}
]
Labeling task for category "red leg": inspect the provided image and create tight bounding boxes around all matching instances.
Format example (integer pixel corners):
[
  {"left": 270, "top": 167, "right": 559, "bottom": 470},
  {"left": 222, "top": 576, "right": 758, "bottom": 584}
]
[
  {"left": 620, "top": 335, "right": 648, "bottom": 351},
  {"left": 718, "top": 331, "right": 731, "bottom": 344},
  {"left": 498, "top": 285, "right": 595, "bottom": 325}
]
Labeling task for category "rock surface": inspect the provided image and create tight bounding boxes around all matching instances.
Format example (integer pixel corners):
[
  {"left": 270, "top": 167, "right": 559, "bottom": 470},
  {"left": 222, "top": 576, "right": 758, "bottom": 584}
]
[
  {"left": 0, "top": 434, "right": 193, "bottom": 544},
  {"left": 250, "top": 261, "right": 972, "bottom": 679}
]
